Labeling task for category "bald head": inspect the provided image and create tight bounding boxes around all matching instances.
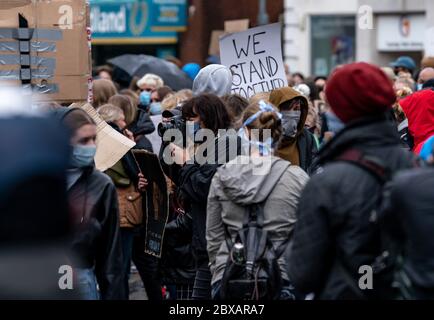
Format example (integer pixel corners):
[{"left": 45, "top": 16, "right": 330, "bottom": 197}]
[{"left": 419, "top": 67, "right": 434, "bottom": 85}]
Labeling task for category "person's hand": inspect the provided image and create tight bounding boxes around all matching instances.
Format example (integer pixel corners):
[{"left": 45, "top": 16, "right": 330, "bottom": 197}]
[
  {"left": 323, "top": 131, "right": 335, "bottom": 143},
  {"left": 123, "top": 129, "right": 135, "bottom": 141},
  {"left": 169, "top": 143, "right": 191, "bottom": 165},
  {"left": 138, "top": 173, "right": 148, "bottom": 192}
]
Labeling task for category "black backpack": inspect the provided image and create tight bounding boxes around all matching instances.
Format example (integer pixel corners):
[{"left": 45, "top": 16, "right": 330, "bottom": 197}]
[
  {"left": 337, "top": 148, "right": 416, "bottom": 299},
  {"left": 219, "top": 203, "right": 289, "bottom": 300}
]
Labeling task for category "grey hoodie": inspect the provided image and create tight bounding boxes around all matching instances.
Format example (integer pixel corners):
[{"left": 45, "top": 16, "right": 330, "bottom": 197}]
[
  {"left": 193, "top": 64, "right": 233, "bottom": 97},
  {"left": 206, "top": 155, "right": 309, "bottom": 285}
]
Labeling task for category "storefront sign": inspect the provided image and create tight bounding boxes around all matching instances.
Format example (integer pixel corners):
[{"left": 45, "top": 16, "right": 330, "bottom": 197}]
[{"left": 377, "top": 14, "right": 425, "bottom": 52}]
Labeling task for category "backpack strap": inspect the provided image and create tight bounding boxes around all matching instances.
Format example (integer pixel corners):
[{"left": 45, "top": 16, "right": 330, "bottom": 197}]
[{"left": 336, "top": 149, "right": 390, "bottom": 184}]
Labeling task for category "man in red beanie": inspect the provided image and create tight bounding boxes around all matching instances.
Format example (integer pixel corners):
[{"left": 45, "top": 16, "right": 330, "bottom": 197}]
[{"left": 288, "top": 62, "right": 419, "bottom": 300}]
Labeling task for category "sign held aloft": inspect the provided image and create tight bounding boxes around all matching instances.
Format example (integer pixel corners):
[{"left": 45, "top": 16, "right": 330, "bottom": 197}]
[{"left": 219, "top": 23, "right": 288, "bottom": 99}]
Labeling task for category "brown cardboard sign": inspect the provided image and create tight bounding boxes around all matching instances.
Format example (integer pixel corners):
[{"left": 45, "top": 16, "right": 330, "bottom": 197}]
[
  {"left": 224, "top": 19, "right": 250, "bottom": 33},
  {"left": 0, "top": 0, "right": 91, "bottom": 102},
  {"left": 209, "top": 30, "right": 225, "bottom": 56}
]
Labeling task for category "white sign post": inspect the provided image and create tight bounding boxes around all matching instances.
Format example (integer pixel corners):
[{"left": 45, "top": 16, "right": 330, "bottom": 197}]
[{"left": 219, "top": 23, "right": 288, "bottom": 99}]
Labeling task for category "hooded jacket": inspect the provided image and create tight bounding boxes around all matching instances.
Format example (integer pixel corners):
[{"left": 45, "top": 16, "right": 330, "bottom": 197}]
[
  {"left": 399, "top": 89, "right": 434, "bottom": 153},
  {"left": 288, "top": 115, "right": 418, "bottom": 300},
  {"left": 269, "top": 87, "right": 318, "bottom": 173},
  {"left": 206, "top": 156, "right": 309, "bottom": 285}
]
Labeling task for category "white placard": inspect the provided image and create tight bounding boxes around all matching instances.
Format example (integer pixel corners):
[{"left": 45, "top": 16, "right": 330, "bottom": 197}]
[{"left": 219, "top": 23, "right": 288, "bottom": 99}]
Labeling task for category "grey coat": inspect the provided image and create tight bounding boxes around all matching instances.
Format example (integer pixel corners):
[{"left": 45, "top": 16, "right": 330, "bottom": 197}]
[{"left": 206, "top": 155, "right": 309, "bottom": 285}]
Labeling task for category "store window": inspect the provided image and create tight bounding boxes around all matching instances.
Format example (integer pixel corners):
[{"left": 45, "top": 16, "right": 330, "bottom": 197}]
[{"left": 311, "top": 15, "right": 356, "bottom": 77}]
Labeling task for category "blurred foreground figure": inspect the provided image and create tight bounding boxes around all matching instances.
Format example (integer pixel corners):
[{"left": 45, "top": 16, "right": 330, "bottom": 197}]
[
  {"left": 288, "top": 63, "right": 418, "bottom": 299},
  {"left": 382, "top": 146, "right": 434, "bottom": 299},
  {"left": 54, "top": 107, "right": 126, "bottom": 300},
  {"left": 0, "top": 90, "right": 75, "bottom": 299}
]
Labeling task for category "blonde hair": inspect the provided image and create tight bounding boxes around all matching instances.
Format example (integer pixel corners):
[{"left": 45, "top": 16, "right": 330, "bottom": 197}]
[
  {"left": 161, "top": 89, "right": 194, "bottom": 111},
  {"left": 108, "top": 94, "right": 136, "bottom": 126},
  {"left": 242, "top": 102, "right": 282, "bottom": 143},
  {"left": 249, "top": 92, "right": 270, "bottom": 105},
  {"left": 97, "top": 104, "right": 124, "bottom": 123},
  {"left": 136, "top": 73, "right": 164, "bottom": 90},
  {"left": 92, "top": 79, "right": 117, "bottom": 108}
]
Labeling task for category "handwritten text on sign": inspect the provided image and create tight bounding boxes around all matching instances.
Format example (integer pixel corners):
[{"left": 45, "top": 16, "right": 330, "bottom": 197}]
[{"left": 219, "top": 23, "right": 288, "bottom": 99}]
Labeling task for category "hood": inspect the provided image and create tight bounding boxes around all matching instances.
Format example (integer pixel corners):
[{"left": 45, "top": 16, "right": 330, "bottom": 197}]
[
  {"left": 193, "top": 64, "right": 233, "bottom": 97},
  {"left": 269, "top": 87, "right": 309, "bottom": 139},
  {"left": 399, "top": 90, "right": 434, "bottom": 149},
  {"left": 315, "top": 113, "right": 400, "bottom": 166},
  {"left": 216, "top": 156, "right": 290, "bottom": 205}
]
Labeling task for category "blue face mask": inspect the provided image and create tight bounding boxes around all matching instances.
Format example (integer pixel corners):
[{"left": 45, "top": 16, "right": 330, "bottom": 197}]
[
  {"left": 139, "top": 91, "right": 151, "bottom": 106},
  {"left": 417, "top": 83, "right": 424, "bottom": 91},
  {"left": 149, "top": 102, "right": 162, "bottom": 115},
  {"left": 70, "top": 144, "right": 96, "bottom": 168},
  {"left": 186, "top": 121, "right": 201, "bottom": 139}
]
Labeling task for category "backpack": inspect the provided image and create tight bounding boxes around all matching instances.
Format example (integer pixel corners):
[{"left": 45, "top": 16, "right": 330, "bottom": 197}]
[
  {"left": 337, "top": 148, "right": 415, "bottom": 300},
  {"left": 219, "top": 202, "right": 289, "bottom": 300}
]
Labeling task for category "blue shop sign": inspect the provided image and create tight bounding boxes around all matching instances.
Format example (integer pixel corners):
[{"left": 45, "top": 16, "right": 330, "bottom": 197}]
[{"left": 90, "top": 0, "right": 187, "bottom": 44}]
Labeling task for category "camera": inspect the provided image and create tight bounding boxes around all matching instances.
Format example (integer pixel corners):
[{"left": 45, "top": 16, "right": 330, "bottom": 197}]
[{"left": 158, "top": 115, "right": 187, "bottom": 147}]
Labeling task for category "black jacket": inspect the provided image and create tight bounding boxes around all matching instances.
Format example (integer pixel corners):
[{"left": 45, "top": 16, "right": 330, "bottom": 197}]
[
  {"left": 161, "top": 212, "right": 196, "bottom": 285},
  {"left": 68, "top": 166, "right": 126, "bottom": 300},
  {"left": 382, "top": 166, "right": 434, "bottom": 299},
  {"left": 298, "top": 128, "right": 318, "bottom": 174},
  {"left": 288, "top": 115, "right": 418, "bottom": 300},
  {"left": 178, "top": 133, "right": 242, "bottom": 267}
]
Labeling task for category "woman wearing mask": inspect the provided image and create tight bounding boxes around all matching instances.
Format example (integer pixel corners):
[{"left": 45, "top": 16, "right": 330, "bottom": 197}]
[
  {"left": 168, "top": 94, "right": 243, "bottom": 299},
  {"left": 206, "top": 101, "right": 309, "bottom": 299},
  {"left": 55, "top": 107, "right": 125, "bottom": 300},
  {"left": 269, "top": 87, "right": 318, "bottom": 174},
  {"left": 97, "top": 104, "right": 149, "bottom": 298}
]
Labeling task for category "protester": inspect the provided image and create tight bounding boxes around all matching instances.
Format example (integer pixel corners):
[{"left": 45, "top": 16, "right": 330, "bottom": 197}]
[
  {"left": 108, "top": 94, "right": 137, "bottom": 126},
  {"left": 98, "top": 104, "right": 149, "bottom": 299},
  {"left": 137, "top": 73, "right": 164, "bottom": 92},
  {"left": 221, "top": 94, "right": 249, "bottom": 130},
  {"left": 150, "top": 86, "right": 174, "bottom": 115},
  {"left": 393, "top": 87, "right": 414, "bottom": 150},
  {"left": 417, "top": 67, "right": 434, "bottom": 90},
  {"left": 390, "top": 56, "right": 417, "bottom": 76},
  {"left": 0, "top": 103, "right": 75, "bottom": 299},
  {"left": 95, "top": 65, "right": 114, "bottom": 81},
  {"left": 206, "top": 100, "right": 309, "bottom": 300},
  {"left": 192, "top": 64, "right": 233, "bottom": 97},
  {"left": 399, "top": 82, "right": 434, "bottom": 154},
  {"left": 292, "top": 72, "right": 305, "bottom": 86},
  {"left": 381, "top": 148, "right": 434, "bottom": 299},
  {"left": 168, "top": 94, "right": 242, "bottom": 299},
  {"left": 269, "top": 87, "right": 318, "bottom": 174},
  {"left": 92, "top": 79, "right": 118, "bottom": 109},
  {"left": 55, "top": 107, "right": 125, "bottom": 300},
  {"left": 288, "top": 62, "right": 418, "bottom": 300}
]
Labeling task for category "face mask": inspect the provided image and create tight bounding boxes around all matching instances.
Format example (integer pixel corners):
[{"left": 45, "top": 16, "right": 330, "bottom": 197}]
[
  {"left": 186, "top": 121, "right": 201, "bottom": 138},
  {"left": 139, "top": 91, "right": 151, "bottom": 107},
  {"left": 417, "top": 83, "right": 423, "bottom": 91},
  {"left": 149, "top": 102, "right": 162, "bottom": 115},
  {"left": 281, "top": 110, "right": 301, "bottom": 138},
  {"left": 70, "top": 144, "right": 96, "bottom": 168}
]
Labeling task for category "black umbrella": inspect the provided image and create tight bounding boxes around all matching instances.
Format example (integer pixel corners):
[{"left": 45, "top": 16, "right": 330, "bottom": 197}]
[{"left": 108, "top": 54, "right": 193, "bottom": 91}]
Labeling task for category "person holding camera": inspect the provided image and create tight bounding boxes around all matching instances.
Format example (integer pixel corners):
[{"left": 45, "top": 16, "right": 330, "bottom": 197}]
[{"left": 167, "top": 94, "right": 243, "bottom": 300}]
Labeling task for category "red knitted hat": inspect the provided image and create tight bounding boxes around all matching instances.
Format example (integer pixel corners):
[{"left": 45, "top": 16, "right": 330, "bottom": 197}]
[{"left": 325, "top": 63, "right": 396, "bottom": 124}]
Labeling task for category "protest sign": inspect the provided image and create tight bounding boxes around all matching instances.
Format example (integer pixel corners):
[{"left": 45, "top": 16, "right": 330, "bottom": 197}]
[
  {"left": 219, "top": 23, "right": 288, "bottom": 99},
  {"left": 132, "top": 149, "right": 169, "bottom": 258},
  {"left": 70, "top": 102, "right": 136, "bottom": 172},
  {"left": 425, "top": 27, "right": 434, "bottom": 57},
  {"left": 224, "top": 19, "right": 250, "bottom": 33}
]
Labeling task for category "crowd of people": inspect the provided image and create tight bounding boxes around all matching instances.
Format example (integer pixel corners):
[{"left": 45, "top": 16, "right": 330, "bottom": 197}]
[{"left": 2, "top": 53, "right": 434, "bottom": 300}]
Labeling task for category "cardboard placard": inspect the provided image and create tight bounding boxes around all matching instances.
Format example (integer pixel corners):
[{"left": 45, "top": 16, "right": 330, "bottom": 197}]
[
  {"left": 0, "top": 0, "right": 91, "bottom": 103},
  {"left": 70, "top": 102, "right": 136, "bottom": 172},
  {"left": 132, "top": 149, "right": 169, "bottom": 258},
  {"left": 208, "top": 30, "right": 225, "bottom": 56},
  {"left": 219, "top": 23, "right": 288, "bottom": 99},
  {"left": 224, "top": 19, "right": 250, "bottom": 33}
]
